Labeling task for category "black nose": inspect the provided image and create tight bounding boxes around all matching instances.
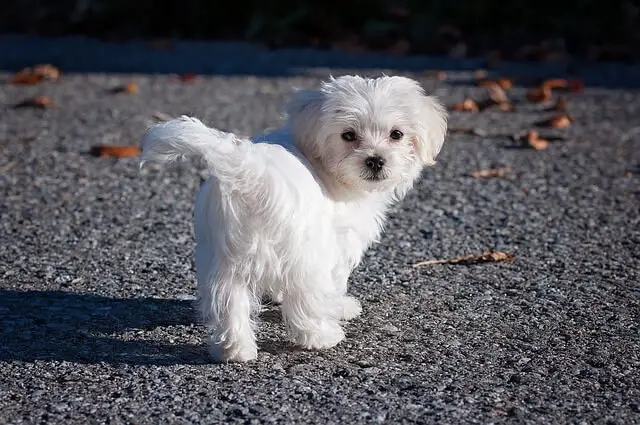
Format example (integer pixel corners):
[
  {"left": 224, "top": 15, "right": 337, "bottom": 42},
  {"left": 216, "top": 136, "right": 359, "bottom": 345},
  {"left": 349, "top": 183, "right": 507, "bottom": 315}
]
[{"left": 365, "top": 156, "right": 385, "bottom": 173}]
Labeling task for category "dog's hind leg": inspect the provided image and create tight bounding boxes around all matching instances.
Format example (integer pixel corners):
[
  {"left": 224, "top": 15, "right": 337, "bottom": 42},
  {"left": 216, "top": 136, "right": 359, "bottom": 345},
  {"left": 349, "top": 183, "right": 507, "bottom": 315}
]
[{"left": 201, "top": 280, "right": 259, "bottom": 363}]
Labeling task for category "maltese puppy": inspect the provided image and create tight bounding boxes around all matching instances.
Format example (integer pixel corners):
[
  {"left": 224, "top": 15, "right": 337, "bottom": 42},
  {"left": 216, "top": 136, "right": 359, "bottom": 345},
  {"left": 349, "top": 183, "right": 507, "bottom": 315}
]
[{"left": 140, "top": 75, "right": 447, "bottom": 362}]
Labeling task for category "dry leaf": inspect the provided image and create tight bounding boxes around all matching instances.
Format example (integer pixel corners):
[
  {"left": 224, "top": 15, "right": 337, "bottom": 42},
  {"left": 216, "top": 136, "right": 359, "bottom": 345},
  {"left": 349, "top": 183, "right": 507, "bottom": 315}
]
[
  {"left": 13, "top": 96, "right": 53, "bottom": 109},
  {"left": 625, "top": 172, "right": 633, "bottom": 178},
  {"left": 8, "top": 73, "right": 42, "bottom": 85},
  {"left": 413, "top": 250, "right": 515, "bottom": 267},
  {"left": 496, "top": 77, "right": 514, "bottom": 90},
  {"left": 542, "top": 78, "right": 569, "bottom": 90},
  {"left": 451, "top": 99, "right": 479, "bottom": 112},
  {"left": 541, "top": 78, "right": 584, "bottom": 93},
  {"left": 526, "top": 86, "right": 552, "bottom": 103},
  {"left": 536, "top": 114, "right": 573, "bottom": 128},
  {"left": 486, "top": 84, "right": 508, "bottom": 104},
  {"left": 470, "top": 167, "right": 511, "bottom": 179},
  {"left": 526, "top": 130, "right": 549, "bottom": 150},
  {"left": 110, "top": 82, "right": 138, "bottom": 94},
  {"left": 9, "top": 64, "right": 60, "bottom": 85},
  {"left": 89, "top": 145, "right": 141, "bottom": 158}
]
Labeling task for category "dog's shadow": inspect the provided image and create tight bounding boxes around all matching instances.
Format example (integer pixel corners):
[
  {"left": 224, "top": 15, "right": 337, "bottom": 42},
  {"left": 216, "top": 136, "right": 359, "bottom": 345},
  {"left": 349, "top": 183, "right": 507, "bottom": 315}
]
[
  {"left": 0, "top": 290, "right": 296, "bottom": 365},
  {"left": 0, "top": 290, "right": 212, "bottom": 365}
]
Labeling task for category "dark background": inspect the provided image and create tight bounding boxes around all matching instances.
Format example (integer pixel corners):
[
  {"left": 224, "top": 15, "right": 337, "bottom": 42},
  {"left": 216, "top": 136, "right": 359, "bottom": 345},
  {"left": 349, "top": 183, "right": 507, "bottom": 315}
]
[{"left": 2, "top": 0, "right": 639, "bottom": 60}]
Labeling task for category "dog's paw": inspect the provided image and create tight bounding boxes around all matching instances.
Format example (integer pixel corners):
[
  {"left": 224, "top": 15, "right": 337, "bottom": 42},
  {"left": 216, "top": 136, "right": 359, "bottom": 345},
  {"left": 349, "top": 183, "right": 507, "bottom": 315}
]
[
  {"left": 293, "top": 320, "right": 345, "bottom": 350},
  {"left": 340, "top": 296, "right": 362, "bottom": 320},
  {"left": 209, "top": 340, "right": 258, "bottom": 363}
]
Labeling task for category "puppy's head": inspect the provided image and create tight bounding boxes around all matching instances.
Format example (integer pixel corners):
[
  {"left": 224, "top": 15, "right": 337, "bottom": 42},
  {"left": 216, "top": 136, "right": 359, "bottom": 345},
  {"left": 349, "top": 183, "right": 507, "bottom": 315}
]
[{"left": 286, "top": 75, "right": 447, "bottom": 196}]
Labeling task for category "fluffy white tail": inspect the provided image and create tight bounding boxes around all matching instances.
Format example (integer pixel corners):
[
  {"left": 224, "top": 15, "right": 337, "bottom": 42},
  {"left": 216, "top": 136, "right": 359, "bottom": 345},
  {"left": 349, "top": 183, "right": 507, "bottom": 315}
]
[{"left": 140, "top": 115, "right": 241, "bottom": 170}]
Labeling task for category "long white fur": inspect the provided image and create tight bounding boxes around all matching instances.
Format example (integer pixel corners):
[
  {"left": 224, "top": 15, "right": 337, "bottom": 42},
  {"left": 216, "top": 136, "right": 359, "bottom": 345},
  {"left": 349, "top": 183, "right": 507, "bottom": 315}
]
[{"left": 140, "top": 75, "right": 447, "bottom": 362}]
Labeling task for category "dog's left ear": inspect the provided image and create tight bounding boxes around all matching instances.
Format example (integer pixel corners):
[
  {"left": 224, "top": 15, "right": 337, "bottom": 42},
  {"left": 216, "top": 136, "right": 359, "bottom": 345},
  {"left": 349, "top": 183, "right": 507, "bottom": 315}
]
[
  {"left": 285, "top": 89, "right": 325, "bottom": 156},
  {"left": 413, "top": 93, "right": 448, "bottom": 166}
]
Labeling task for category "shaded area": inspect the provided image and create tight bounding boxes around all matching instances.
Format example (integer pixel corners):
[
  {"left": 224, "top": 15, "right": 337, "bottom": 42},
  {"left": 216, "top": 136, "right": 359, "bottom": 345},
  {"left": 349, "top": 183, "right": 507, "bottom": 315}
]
[
  {"left": 2, "top": 36, "right": 640, "bottom": 89},
  {"left": 1, "top": 0, "right": 638, "bottom": 61},
  {"left": 0, "top": 290, "right": 208, "bottom": 365}
]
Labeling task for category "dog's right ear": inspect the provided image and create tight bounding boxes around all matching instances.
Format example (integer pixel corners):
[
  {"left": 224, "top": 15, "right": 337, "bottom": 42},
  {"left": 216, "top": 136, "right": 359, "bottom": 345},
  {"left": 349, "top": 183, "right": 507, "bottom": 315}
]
[{"left": 285, "top": 89, "right": 325, "bottom": 154}]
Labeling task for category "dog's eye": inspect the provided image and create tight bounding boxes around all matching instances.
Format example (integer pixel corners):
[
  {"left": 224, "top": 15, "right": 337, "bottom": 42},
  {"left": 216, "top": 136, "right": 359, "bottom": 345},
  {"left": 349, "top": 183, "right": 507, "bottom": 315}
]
[
  {"left": 341, "top": 131, "right": 357, "bottom": 142},
  {"left": 390, "top": 130, "right": 404, "bottom": 140}
]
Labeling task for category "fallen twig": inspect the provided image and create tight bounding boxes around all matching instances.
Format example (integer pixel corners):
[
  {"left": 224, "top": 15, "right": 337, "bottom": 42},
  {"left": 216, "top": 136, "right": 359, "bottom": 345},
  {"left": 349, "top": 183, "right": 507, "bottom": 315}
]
[
  {"left": 470, "top": 167, "right": 511, "bottom": 179},
  {"left": 412, "top": 251, "right": 515, "bottom": 268}
]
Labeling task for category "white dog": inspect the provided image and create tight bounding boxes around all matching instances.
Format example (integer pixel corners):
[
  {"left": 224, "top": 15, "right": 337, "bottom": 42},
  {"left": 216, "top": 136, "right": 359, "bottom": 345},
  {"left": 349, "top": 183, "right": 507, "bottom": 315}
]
[{"left": 140, "top": 75, "right": 447, "bottom": 362}]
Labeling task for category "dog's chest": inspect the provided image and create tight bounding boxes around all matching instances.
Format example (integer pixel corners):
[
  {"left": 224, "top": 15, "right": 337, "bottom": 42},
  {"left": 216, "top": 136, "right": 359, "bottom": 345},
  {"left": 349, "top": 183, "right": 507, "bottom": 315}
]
[{"left": 333, "top": 202, "right": 386, "bottom": 262}]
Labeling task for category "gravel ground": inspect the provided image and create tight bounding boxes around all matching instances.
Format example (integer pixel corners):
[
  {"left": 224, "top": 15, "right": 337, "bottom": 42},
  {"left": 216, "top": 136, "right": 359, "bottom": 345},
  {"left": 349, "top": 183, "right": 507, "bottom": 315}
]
[{"left": 0, "top": 36, "right": 639, "bottom": 425}]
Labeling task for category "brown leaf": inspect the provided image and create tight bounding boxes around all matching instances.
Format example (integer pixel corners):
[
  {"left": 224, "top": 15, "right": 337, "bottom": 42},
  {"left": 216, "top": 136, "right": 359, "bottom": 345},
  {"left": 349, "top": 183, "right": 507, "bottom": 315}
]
[
  {"left": 450, "top": 99, "right": 479, "bottom": 112},
  {"left": 486, "top": 84, "right": 509, "bottom": 104},
  {"left": 496, "top": 77, "right": 514, "bottom": 90},
  {"left": 536, "top": 114, "right": 573, "bottom": 129},
  {"left": 13, "top": 96, "right": 53, "bottom": 109},
  {"left": 9, "top": 64, "right": 60, "bottom": 85},
  {"left": 412, "top": 250, "right": 515, "bottom": 267},
  {"left": 526, "top": 86, "right": 552, "bottom": 103},
  {"left": 89, "top": 145, "right": 141, "bottom": 158},
  {"left": 470, "top": 167, "right": 511, "bottom": 179},
  {"left": 541, "top": 78, "right": 584, "bottom": 93},
  {"left": 525, "top": 130, "right": 549, "bottom": 150},
  {"left": 110, "top": 82, "right": 138, "bottom": 94},
  {"left": 542, "top": 78, "right": 569, "bottom": 90}
]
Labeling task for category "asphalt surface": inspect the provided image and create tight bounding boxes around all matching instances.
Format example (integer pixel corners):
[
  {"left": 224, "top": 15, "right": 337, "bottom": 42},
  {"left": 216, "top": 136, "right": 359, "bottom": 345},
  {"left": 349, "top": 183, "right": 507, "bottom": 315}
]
[{"left": 0, "top": 36, "right": 639, "bottom": 424}]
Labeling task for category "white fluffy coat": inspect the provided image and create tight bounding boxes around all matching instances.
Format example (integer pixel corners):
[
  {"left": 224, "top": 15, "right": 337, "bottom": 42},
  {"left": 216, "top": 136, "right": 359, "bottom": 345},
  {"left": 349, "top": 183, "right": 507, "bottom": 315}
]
[{"left": 140, "top": 75, "right": 447, "bottom": 362}]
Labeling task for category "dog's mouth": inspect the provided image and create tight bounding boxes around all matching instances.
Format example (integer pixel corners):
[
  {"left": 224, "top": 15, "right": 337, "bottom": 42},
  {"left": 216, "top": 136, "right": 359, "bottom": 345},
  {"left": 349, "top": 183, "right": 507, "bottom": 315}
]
[{"left": 360, "top": 170, "right": 388, "bottom": 182}]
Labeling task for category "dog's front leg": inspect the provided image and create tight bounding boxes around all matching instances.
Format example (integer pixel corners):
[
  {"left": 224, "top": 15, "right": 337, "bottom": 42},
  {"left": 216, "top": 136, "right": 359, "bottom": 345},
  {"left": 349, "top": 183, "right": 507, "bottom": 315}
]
[
  {"left": 280, "top": 270, "right": 346, "bottom": 350},
  {"left": 332, "top": 264, "right": 362, "bottom": 321}
]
